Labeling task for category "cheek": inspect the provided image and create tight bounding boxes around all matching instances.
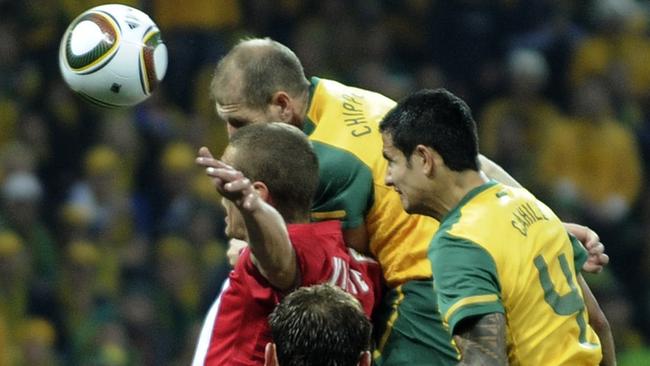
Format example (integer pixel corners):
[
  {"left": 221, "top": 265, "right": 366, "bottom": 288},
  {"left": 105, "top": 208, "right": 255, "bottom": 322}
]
[
  {"left": 230, "top": 211, "right": 245, "bottom": 232},
  {"left": 261, "top": 108, "right": 283, "bottom": 123},
  {"left": 391, "top": 167, "right": 404, "bottom": 184},
  {"left": 385, "top": 166, "right": 393, "bottom": 180}
]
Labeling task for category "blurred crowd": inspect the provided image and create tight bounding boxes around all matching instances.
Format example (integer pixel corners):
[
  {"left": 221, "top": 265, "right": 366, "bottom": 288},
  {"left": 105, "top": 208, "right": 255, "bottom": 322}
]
[{"left": 1, "top": 0, "right": 649, "bottom": 364}]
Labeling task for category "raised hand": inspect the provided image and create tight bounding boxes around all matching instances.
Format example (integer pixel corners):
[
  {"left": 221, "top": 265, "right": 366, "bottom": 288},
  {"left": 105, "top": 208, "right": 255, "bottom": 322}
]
[
  {"left": 196, "top": 146, "right": 262, "bottom": 212},
  {"left": 563, "top": 222, "right": 609, "bottom": 273}
]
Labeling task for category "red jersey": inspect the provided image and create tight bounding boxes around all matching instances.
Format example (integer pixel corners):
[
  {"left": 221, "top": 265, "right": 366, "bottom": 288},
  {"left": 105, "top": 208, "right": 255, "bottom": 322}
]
[{"left": 192, "top": 220, "right": 382, "bottom": 366}]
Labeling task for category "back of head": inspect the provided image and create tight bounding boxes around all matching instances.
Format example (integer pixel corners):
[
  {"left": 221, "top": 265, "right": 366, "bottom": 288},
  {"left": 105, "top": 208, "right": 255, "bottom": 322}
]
[
  {"left": 379, "top": 88, "right": 480, "bottom": 171},
  {"left": 228, "top": 123, "right": 319, "bottom": 222},
  {"left": 211, "top": 38, "right": 310, "bottom": 110},
  {"left": 268, "top": 284, "right": 372, "bottom": 366}
]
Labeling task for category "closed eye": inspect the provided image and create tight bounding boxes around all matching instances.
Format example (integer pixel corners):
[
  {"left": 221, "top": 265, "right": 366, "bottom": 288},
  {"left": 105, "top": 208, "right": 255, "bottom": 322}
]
[{"left": 228, "top": 118, "right": 249, "bottom": 129}]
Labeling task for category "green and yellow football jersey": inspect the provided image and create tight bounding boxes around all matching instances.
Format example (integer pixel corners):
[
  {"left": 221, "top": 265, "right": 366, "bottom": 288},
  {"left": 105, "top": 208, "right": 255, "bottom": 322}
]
[
  {"left": 304, "top": 77, "right": 440, "bottom": 287},
  {"left": 430, "top": 181, "right": 602, "bottom": 365}
]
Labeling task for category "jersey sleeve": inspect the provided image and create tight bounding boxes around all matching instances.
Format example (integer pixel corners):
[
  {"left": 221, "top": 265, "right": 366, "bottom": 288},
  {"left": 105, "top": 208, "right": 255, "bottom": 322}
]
[
  {"left": 429, "top": 234, "right": 504, "bottom": 334},
  {"left": 568, "top": 234, "right": 588, "bottom": 272},
  {"left": 310, "top": 141, "right": 374, "bottom": 229},
  {"left": 237, "top": 250, "right": 282, "bottom": 303}
]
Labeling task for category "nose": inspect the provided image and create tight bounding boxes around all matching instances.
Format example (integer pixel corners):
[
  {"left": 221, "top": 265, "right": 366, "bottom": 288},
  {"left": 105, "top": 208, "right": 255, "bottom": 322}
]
[{"left": 384, "top": 172, "right": 394, "bottom": 187}]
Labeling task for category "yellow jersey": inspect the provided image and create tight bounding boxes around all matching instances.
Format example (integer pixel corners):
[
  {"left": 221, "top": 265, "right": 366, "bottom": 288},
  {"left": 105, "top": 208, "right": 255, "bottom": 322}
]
[
  {"left": 430, "top": 181, "right": 602, "bottom": 365},
  {"left": 304, "top": 77, "right": 440, "bottom": 287}
]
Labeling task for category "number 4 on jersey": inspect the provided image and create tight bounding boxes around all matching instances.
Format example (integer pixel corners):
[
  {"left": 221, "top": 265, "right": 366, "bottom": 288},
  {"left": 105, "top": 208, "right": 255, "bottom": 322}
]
[{"left": 534, "top": 254, "right": 595, "bottom": 346}]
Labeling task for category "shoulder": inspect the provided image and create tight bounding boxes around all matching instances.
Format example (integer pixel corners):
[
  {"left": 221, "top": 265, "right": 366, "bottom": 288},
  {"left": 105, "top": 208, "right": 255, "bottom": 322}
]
[
  {"left": 287, "top": 221, "right": 344, "bottom": 253},
  {"left": 429, "top": 231, "right": 495, "bottom": 268},
  {"left": 308, "top": 78, "right": 395, "bottom": 129}
]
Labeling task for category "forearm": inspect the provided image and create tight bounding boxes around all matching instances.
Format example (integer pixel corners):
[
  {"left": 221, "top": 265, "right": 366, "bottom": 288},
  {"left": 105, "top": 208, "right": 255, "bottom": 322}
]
[
  {"left": 563, "top": 222, "right": 589, "bottom": 240},
  {"left": 242, "top": 203, "right": 297, "bottom": 290},
  {"left": 595, "top": 314, "right": 616, "bottom": 366},
  {"left": 454, "top": 313, "right": 509, "bottom": 366},
  {"left": 578, "top": 275, "right": 616, "bottom": 366},
  {"left": 479, "top": 154, "right": 522, "bottom": 188}
]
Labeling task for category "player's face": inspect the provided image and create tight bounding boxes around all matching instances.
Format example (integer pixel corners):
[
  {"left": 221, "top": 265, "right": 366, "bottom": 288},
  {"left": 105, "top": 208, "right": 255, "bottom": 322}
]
[
  {"left": 217, "top": 102, "right": 283, "bottom": 137},
  {"left": 222, "top": 197, "right": 247, "bottom": 240},
  {"left": 382, "top": 132, "right": 427, "bottom": 214},
  {"left": 220, "top": 146, "right": 248, "bottom": 240}
]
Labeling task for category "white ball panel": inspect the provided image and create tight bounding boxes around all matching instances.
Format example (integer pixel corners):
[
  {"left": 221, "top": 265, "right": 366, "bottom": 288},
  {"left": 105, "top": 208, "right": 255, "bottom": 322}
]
[
  {"left": 69, "top": 21, "right": 104, "bottom": 55},
  {"left": 154, "top": 44, "right": 168, "bottom": 81}
]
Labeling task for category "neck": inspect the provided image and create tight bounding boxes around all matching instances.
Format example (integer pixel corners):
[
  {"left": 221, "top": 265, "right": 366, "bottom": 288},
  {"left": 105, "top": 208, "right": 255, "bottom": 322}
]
[
  {"left": 423, "top": 169, "right": 489, "bottom": 220},
  {"left": 283, "top": 211, "right": 311, "bottom": 225}
]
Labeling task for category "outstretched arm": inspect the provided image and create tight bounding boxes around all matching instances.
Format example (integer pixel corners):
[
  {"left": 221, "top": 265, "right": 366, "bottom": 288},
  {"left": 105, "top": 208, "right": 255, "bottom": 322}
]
[
  {"left": 197, "top": 147, "right": 298, "bottom": 290},
  {"left": 578, "top": 275, "right": 616, "bottom": 366},
  {"left": 564, "top": 223, "right": 609, "bottom": 274},
  {"left": 453, "top": 312, "right": 509, "bottom": 366},
  {"left": 479, "top": 154, "right": 522, "bottom": 188}
]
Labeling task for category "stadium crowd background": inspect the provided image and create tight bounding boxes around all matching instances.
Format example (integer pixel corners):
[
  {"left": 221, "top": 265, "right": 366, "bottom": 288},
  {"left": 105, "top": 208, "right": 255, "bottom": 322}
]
[{"left": 1, "top": 0, "right": 649, "bottom": 364}]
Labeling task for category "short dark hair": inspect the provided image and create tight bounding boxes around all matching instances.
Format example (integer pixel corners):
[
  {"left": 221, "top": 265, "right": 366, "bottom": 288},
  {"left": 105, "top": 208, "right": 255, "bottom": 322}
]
[
  {"left": 211, "top": 38, "right": 310, "bottom": 109},
  {"left": 228, "top": 123, "right": 319, "bottom": 223},
  {"left": 268, "top": 284, "right": 372, "bottom": 366},
  {"left": 379, "top": 88, "right": 480, "bottom": 171}
]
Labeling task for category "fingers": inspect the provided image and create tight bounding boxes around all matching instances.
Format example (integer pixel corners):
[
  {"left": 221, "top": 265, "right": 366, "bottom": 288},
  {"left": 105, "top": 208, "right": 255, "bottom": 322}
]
[
  {"left": 196, "top": 155, "right": 243, "bottom": 189},
  {"left": 203, "top": 165, "right": 256, "bottom": 206},
  {"left": 583, "top": 231, "right": 601, "bottom": 248},
  {"left": 204, "top": 167, "right": 249, "bottom": 191},
  {"left": 595, "top": 253, "right": 609, "bottom": 267},
  {"left": 586, "top": 241, "right": 604, "bottom": 255},
  {"left": 222, "top": 177, "right": 252, "bottom": 194},
  {"left": 564, "top": 223, "right": 610, "bottom": 274},
  {"left": 205, "top": 166, "right": 243, "bottom": 182},
  {"left": 582, "top": 262, "right": 602, "bottom": 274},
  {"left": 195, "top": 148, "right": 258, "bottom": 207},
  {"left": 583, "top": 251, "right": 609, "bottom": 274},
  {"left": 196, "top": 156, "right": 230, "bottom": 170},
  {"left": 586, "top": 240, "right": 609, "bottom": 270},
  {"left": 198, "top": 146, "right": 213, "bottom": 159}
]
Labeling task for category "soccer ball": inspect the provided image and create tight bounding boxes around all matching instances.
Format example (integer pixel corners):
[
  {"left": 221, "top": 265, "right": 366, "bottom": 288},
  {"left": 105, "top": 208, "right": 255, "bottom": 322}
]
[{"left": 58, "top": 4, "right": 168, "bottom": 108}]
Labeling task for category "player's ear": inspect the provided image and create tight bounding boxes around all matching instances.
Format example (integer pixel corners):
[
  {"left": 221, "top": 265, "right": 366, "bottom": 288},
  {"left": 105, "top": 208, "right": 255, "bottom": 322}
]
[
  {"left": 270, "top": 91, "right": 293, "bottom": 122},
  {"left": 414, "top": 144, "right": 436, "bottom": 176},
  {"left": 264, "top": 343, "right": 279, "bottom": 366},
  {"left": 358, "top": 350, "right": 371, "bottom": 366}
]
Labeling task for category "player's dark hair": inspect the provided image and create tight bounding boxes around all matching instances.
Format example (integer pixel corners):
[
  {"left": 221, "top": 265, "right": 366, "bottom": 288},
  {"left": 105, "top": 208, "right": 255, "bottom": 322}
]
[
  {"left": 228, "top": 123, "right": 318, "bottom": 223},
  {"left": 268, "top": 284, "right": 372, "bottom": 366},
  {"left": 211, "top": 38, "right": 310, "bottom": 109},
  {"left": 379, "top": 88, "right": 480, "bottom": 171}
]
